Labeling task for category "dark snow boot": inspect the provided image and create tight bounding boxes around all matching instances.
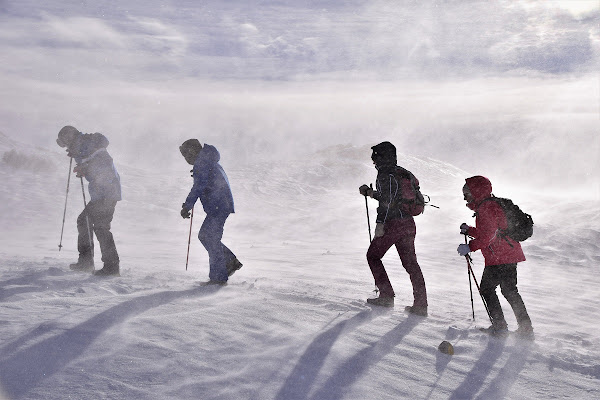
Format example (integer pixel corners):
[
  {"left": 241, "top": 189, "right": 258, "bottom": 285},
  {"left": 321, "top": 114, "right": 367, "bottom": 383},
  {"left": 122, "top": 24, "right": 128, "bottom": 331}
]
[
  {"left": 367, "top": 296, "right": 394, "bottom": 307},
  {"left": 93, "top": 263, "right": 120, "bottom": 277},
  {"left": 226, "top": 258, "right": 243, "bottom": 277},
  {"left": 480, "top": 325, "right": 509, "bottom": 338},
  {"left": 515, "top": 323, "right": 535, "bottom": 340},
  {"left": 70, "top": 257, "right": 94, "bottom": 272},
  {"left": 405, "top": 305, "right": 428, "bottom": 317}
]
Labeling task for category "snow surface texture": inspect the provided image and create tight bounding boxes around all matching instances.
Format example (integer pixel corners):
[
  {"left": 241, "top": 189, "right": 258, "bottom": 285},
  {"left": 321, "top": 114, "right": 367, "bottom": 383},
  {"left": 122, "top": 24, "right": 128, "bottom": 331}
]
[{"left": 0, "top": 134, "right": 598, "bottom": 400}]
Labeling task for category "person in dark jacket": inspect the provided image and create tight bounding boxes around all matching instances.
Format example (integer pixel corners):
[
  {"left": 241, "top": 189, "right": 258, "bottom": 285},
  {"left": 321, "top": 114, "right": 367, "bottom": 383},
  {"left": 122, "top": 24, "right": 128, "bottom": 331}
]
[
  {"left": 56, "top": 125, "right": 121, "bottom": 276},
  {"left": 458, "top": 175, "right": 533, "bottom": 339},
  {"left": 359, "top": 141, "right": 428, "bottom": 315},
  {"left": 179, "top": 139, "right": 241, "bottom": 284}
]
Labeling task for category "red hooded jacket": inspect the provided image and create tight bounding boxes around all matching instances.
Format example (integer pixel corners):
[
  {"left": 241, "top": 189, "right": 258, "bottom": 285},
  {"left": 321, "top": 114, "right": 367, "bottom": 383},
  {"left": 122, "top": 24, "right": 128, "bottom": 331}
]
[{"left": 465, "top": 176, "right": 526, "bottom": 267}]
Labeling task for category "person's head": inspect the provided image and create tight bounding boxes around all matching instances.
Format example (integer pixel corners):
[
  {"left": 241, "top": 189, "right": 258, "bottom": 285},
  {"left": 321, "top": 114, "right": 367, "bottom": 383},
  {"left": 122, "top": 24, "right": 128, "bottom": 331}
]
[
  {"left": 371, "top": 141, "right": 397, "bottom": 168},
  {"left": 180, "top": 139, "right": 203, "bottom": 165},
  {"left": 56, "top": 125, "right": 80, "bottom": 148},
  {"left": 463, "top": 175, "right": 492, "bottom": 210}
]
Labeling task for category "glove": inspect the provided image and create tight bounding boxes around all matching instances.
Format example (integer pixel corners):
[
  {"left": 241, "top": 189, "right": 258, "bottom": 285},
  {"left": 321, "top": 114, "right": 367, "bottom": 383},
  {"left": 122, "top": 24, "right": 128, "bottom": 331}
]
[
  {"left": 359, "top": 184, "right": 374, "bottom": 197},
  {"left": 457, "top": 243, "right": 471, "bottom": 257},
  {"left": 374, "top": 223, "right": 385, "bottom": 238},
  {"left": 180, "top": 204, "right": 191, "bottom": 219},
  {"left": 460, "top": 223, "right": 470, "bottom": 235},
  {"left": 73, "top": 164, "right": 87, "bottom": 178}
]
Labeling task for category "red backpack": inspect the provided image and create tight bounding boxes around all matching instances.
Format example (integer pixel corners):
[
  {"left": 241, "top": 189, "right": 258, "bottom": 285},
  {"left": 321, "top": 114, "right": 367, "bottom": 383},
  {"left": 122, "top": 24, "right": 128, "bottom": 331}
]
[{"left": 395, "top": 167, "right": 426, "bottom": 216}]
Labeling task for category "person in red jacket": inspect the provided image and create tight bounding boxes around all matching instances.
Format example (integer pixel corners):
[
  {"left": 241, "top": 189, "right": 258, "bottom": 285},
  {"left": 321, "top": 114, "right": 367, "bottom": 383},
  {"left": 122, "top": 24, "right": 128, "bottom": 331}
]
[{"left": 457, "top": 176, "right": 533, "bottom": 339}]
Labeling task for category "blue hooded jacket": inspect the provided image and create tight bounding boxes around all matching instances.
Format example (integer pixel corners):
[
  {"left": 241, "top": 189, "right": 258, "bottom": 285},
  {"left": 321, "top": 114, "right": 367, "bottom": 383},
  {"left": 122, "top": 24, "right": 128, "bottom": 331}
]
[
  {"left": 183, "top": 144, "right": 234, "bottom": 215},
  {"left": 70, "top": 133, "right": 122, "bottom": 203}
]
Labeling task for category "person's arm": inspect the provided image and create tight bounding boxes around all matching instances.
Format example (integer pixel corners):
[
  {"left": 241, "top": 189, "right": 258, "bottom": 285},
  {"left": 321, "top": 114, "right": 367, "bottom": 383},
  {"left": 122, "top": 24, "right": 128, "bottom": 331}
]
[{"left": 183, "top": 164, "right": 209, "bottom": 210}]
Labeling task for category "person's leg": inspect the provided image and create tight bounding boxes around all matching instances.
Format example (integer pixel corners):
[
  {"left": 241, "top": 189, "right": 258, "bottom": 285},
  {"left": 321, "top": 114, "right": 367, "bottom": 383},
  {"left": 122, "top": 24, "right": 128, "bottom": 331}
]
[
  {"left": 91, "top": 201, "right": 119, "bottom": 272},
  {"left": 394, "top": 218, "right": 427, "bottom": 308},
  {"left": 72, "top": 205, "right": 94, "bottom": 269},
  {"left": 366, "top": 221, "right": 402, "bottom": 298},
  {"left": 199, "top": 213, "right": 228, "bottom": 282},
  {"left": 222, "top": 245, "right": 236, "bottom": 265},
  {"left": 216, "top": 215, "right": 241, "bottom": 276},
  {"left": 498, "top": 264, "right": 532, "bottom": 330},
  {"left": 224, "top": 245, "right": 243, "bottom": 276},
  {"left": 480, "top": 265, "right": 508, "bottom": 330}
]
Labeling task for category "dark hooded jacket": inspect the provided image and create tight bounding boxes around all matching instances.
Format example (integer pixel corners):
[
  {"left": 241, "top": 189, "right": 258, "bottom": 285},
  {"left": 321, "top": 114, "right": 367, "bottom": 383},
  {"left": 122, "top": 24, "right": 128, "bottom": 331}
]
[
  {"left": 184, "top": 144, "right": 234, "bottom": 215},
  {"left": 69, "top": 133, "right": 121, "bottom": 202},
  {"left": 465, "top": 176, "right": 525, "bottom": 266},
  {"left": 373, "top": 165, "right": 419, "bottom": 223}
]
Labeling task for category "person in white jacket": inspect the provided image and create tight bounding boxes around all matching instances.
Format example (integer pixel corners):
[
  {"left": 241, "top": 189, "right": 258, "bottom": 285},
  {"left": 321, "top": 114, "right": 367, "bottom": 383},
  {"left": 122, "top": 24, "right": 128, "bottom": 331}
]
[{"left": 56, "top": 125, "right": 121, "bottom": 276}]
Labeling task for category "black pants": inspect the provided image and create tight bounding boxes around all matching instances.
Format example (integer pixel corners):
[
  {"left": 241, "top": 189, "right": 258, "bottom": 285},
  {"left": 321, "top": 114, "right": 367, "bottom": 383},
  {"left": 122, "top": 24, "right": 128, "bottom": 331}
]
[
  {"left": 77, "top": 200, "right": 119, "bottom": 266},
  {"left": 480, "top": 263, "right": 531, "bottom": 329}
]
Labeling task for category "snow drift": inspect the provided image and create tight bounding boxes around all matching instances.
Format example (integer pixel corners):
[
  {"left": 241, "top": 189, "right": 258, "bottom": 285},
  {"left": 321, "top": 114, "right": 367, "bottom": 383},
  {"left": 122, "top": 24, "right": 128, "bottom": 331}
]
[{"left": 0, "top": 134, "right": 598, "bottom": 399}]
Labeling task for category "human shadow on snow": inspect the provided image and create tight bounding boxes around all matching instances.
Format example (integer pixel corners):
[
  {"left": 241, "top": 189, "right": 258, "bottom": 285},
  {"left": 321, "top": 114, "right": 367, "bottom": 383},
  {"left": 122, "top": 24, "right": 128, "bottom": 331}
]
[
  {"left": 0, "top": 267, "right": 69, "bottom": 301},
  {"left": 449, "top": 338, "right": 508, "bottom": 400},
  {"left": 475, "top": 341, "right": 533, "bottom": 400},
  {"left": 274, "top": 309, "right": 376, "bottom": 400},
  {"left": 0, "top": 285, "right": 221, "bottom": 399},
  {"left": 305, "top": 314, "right": 421, "bottom": 400},
  {"left": 449, "top": 338, "right": 535, "bottom": 400}
]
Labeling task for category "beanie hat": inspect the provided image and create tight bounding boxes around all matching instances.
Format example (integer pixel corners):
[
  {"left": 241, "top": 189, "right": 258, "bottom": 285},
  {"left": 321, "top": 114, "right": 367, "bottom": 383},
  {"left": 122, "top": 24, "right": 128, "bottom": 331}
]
[{"left": 57, "top": 125, "right": 80, "bottom": 148}]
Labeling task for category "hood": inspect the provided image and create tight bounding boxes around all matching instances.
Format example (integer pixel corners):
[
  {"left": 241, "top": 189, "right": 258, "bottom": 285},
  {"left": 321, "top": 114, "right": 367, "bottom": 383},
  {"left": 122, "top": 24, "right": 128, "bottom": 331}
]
[
  {"left": 371, "top": 141, "right": 397, "bottom": 168},
  {"left": 198, "top": 144, "right": 220, "bottom": 163},
  {"left": 465, "top": 175, "right": 492, "bottom": 209}
]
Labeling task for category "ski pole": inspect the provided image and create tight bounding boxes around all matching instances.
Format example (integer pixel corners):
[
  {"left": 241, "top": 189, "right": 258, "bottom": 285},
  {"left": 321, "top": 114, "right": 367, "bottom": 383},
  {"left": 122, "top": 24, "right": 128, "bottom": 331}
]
[
  {"left": 464, "top": 249, "right": 493, "bottom": 323},
  {"left": 365, "top": 183, "right": 373, "bottom": 242},
  {"left": 80, "top": 177, "right": 94, "bottom": 257},
  {"left": 465, "top": 235, "right": 475, "bottom": 319},
  {"left": 58, "top": 157, "right": 73, "bottom": 251},
  {"left": 185, "top": 206, "right": 194, "bottom": 271}
]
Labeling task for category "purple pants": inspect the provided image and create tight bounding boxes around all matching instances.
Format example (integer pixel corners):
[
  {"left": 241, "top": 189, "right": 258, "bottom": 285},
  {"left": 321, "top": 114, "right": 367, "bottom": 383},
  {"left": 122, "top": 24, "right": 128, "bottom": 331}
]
[{"left": 366, "top": 217, "right": 427, "bottom": 306}]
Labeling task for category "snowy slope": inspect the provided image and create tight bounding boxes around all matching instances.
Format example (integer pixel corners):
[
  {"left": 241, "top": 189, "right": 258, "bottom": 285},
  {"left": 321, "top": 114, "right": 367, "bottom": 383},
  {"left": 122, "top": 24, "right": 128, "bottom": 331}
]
[{"left": 0, "top": 135, "right": 599, "bottom": 400}]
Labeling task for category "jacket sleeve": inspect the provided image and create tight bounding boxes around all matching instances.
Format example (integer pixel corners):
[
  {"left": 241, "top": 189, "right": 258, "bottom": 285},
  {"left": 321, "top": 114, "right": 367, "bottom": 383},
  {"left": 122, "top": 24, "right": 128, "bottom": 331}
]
[
  {"left": 183, "top": 164, "right": 209, "bottom": 210},
  {"left": 467, "top": 226, "right": 478, "bottom": 237},
  {"left": 468, "top": 202, "right": 504, "bottom": 252}
]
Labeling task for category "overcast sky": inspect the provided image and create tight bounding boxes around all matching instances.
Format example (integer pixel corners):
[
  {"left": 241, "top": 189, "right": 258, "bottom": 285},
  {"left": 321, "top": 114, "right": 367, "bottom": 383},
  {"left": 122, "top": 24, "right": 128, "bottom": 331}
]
[
  {"left": 1, "top": 0, "right": 598, "bottom": 81},
  {"left": 0, "top": 0, "right": 598, "bottom": 191}
]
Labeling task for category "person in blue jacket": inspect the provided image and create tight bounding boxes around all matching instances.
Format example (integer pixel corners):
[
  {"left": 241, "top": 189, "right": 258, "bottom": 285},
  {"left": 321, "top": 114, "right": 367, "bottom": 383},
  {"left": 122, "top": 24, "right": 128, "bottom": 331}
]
[
  {"left": 56, "top": 125, "right": 121, "bottom": 276},
  {"left": 179, "top": 139, "right": 242, "bottom": 284}
]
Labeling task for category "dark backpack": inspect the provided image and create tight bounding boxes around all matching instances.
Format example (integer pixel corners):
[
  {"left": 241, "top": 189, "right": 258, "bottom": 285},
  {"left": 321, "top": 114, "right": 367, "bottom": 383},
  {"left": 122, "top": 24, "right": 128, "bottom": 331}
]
[
  {"left": 485, "top": 196, "right": 534, "bottom": 242},
  {"left": 395, "top": 167, "right": 426, "bottom": 216}
]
